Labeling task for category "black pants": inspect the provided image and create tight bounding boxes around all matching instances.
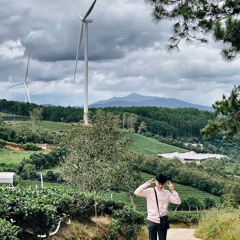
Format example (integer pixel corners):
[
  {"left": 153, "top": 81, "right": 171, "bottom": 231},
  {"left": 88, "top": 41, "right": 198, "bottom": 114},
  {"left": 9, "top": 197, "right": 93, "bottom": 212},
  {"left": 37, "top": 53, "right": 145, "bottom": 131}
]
[{"left": 147, "top": 220, "right": 167, "bottom": 240}]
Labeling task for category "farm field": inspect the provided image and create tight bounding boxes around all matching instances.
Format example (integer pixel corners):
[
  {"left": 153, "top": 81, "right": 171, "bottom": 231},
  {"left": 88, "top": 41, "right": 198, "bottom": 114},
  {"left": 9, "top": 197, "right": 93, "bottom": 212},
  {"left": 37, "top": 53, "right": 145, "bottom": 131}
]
[
  {"left": 128, "top": 133, "right": 187, "bottom": 155},
  {"left": 109, "top": 172, "right": 220, "bottom": 212}
]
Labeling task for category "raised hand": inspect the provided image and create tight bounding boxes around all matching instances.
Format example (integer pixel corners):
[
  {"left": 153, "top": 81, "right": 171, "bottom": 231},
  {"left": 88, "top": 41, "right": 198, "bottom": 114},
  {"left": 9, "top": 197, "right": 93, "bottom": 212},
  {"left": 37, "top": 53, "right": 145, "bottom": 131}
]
[
  {"left": 167, "top": 180, "right": 175, "bottom": 192},
  {"left": 146, "top": 179, "right": 155, "bottom": 186}
]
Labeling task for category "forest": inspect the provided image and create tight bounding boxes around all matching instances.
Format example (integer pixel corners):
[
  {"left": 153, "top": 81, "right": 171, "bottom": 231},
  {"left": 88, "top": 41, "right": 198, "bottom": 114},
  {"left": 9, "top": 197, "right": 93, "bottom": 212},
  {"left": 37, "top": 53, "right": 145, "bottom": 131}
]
[{"left": 0, "top": 99, "right": 213, "bottom": 138}]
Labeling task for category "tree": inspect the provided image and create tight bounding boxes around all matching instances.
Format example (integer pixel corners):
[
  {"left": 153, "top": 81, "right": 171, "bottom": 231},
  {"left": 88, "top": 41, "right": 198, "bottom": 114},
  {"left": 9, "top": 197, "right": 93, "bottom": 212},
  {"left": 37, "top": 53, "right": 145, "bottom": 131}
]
[
  {"left": 126, "top": 113, "right": 138, "bottom": 132},
  {"left": 145, "top": 0, "right": 240, "bottom": 61},
  {"left": 221, "top": 181, "right": 240, "bottom": 207},
  {"left": 138, "top": 121, "right": 147, "bottom": 134},
  {"left": 60, "top": 109, "right": 143, "bottom": 206},
  {"left": 29, "top": 107, "right": 43, "bottom": 132},
  {"left": 201, "top": 85, "right": 240, "bottom": 139},
  {"left": 203, "top": 197, "right": 216, "bottom": 209}
]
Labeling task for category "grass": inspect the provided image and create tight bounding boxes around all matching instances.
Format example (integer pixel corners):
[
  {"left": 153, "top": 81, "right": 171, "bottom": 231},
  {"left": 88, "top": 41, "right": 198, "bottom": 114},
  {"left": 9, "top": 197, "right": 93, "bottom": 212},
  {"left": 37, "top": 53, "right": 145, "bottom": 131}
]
[
  {"left": 0, "top": 149, "right": 42, "bottom": 168},
  {"left": 195, "top": 208, "right": 240, "bottom": 240},
  {"left": 7, "top": 120, "right": 69, "bottom": 132},
  {"left": 128, "top": 133, "right": 187, "bottom": 155}
]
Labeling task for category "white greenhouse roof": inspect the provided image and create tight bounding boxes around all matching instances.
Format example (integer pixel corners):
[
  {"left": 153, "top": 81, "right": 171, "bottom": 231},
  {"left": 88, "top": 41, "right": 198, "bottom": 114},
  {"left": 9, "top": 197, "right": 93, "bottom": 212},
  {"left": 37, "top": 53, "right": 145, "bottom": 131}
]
[{"left": 158, "top": 151, "right": 224, "bottom": 161}]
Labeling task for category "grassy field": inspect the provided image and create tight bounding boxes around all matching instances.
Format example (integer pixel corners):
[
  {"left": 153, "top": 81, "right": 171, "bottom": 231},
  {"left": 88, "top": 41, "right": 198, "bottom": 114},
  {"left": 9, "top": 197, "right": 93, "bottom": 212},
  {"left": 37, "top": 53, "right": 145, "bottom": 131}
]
[
  {"left": 128, "top": 133, "right": 187, "bottom": 155},
  {"left": 0, "top": 149, "right": 43, "bottom": 168},
  {"left": 9, "top": 120, "right": 69, "bottom": 132}
]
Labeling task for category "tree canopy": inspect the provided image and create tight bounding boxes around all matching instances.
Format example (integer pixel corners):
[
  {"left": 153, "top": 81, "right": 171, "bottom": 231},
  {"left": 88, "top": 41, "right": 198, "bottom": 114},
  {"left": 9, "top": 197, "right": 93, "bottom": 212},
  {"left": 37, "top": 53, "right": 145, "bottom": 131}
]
[
  {"left": 145, "top": 0, "right": 240, "bottom": 61},
  {"left": 201, "top": 85, "right": 240, "bottom": 139},
  {"left": 60, "top": 109, "right": 143, "bottom": 194}
]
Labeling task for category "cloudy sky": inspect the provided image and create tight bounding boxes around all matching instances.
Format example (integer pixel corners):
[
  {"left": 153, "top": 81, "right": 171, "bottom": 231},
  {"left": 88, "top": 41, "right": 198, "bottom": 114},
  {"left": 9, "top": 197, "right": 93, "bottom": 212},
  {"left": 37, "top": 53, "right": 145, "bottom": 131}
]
[{"left": 0, "top": 0, "right": 239, "bottom": 107}]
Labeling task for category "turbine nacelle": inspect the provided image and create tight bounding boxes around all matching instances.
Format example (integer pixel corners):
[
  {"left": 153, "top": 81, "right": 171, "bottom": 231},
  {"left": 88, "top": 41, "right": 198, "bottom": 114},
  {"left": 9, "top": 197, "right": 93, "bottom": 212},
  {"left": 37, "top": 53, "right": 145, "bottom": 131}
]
[{"left": 72, "top": 9, "right": 93, "bottom": 23}]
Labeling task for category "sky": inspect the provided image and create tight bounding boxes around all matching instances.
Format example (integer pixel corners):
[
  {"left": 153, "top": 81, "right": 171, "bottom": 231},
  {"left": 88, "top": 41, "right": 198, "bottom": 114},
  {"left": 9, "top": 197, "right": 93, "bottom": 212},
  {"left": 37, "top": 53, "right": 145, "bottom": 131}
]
[{"left": 0, "top": 0, "right": 239, "bottom": 107}]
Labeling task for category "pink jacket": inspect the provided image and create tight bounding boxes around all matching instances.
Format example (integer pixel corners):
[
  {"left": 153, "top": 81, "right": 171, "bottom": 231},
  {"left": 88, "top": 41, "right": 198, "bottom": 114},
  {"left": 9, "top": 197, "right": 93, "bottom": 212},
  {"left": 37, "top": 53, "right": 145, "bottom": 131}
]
[{"left": 134, "top": 183, "right": 181, "bottom": 223}]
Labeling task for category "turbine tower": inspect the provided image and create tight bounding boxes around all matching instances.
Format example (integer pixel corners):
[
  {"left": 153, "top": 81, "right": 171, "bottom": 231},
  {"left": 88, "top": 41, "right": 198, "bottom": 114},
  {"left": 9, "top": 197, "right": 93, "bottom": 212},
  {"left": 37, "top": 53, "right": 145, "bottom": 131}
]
[
  {"left": 6, "top": 53, "right": 31, "bottom": 103},
  {"left": 73, "top": 0, "right": 97, "bottom": 125}
]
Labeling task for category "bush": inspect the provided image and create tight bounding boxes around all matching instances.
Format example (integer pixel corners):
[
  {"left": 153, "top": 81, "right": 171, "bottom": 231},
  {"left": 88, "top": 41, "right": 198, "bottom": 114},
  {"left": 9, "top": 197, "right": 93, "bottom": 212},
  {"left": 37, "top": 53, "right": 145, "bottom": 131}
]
[
  {"left": 21, "top": 143, "right": 41, "bottom": 151},
  {"left": 97, "top": 197, "right": 125, "bottom": 216},
  {"left": 0, "top": 187, "right": 144, "bottom": 239},
  {"left": 108, "top": 206, "right": 145, "bottom": 240},
  {"left": 168, "top": 211, "right": 201, "bottom": 225},
  {"left": 0, "top": 218, "right": 21, "bottom": 240},
  {"left": 195, "top": 208, "right": 240, "bottom": 240}
]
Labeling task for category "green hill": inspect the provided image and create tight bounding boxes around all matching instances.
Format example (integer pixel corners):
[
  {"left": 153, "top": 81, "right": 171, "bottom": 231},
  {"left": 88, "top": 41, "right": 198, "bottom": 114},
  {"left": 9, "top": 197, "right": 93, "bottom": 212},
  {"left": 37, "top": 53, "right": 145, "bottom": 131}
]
[{"left": 128, "top": 132, "right": 187, "bottom": 155}]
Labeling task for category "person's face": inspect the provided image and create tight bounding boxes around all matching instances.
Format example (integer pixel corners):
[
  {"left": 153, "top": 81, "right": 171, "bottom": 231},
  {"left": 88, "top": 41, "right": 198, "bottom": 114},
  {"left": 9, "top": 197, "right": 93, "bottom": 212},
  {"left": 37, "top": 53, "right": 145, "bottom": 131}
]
[{"left": 155, "top": 180, "right": 164, "bottom": 190}]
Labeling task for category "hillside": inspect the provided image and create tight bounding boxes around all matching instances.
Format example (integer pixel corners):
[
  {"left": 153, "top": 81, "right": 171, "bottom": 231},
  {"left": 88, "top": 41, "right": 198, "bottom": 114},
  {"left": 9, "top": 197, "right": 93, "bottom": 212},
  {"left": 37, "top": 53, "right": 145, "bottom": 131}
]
[{"left": 128, "top": 132, "right": 187, "bottom": 155}]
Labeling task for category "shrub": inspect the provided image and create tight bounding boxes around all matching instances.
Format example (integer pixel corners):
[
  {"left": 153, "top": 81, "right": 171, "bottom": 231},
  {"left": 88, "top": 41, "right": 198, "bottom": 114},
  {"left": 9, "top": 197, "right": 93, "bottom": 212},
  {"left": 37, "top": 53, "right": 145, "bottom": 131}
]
[
  {"left": 0, "top": 218, "right": 21, "bottom": 240},
  {"left": 168, "top": 211, "right": 201, "bottom": 225},
  {"left": 195, "top": 208, "right": 240, "bottom": 240},
  {"left": 108, "top": 206, "right": 145, "bottom": 240},
  {"left": 97, "top": 197, "right": 125, "bottom": 216}
]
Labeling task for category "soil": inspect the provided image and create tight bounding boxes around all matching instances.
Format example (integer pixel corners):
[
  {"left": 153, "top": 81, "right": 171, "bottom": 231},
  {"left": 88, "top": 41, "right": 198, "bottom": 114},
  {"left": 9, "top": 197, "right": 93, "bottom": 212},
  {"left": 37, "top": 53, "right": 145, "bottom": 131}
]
[
  {"left": 167, "top": 228, "right": 202, "bottom": 240},
  {"left": 5, "top": 144, "right": 23, "bottom": 151}
]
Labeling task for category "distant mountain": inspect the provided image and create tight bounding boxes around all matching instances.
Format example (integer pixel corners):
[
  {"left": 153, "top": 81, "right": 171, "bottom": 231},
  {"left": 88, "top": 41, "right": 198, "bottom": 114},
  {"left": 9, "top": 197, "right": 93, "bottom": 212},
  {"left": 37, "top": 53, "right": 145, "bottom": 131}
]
[{"left": 89, "top": 93, "right": 213, "bottom": 111}]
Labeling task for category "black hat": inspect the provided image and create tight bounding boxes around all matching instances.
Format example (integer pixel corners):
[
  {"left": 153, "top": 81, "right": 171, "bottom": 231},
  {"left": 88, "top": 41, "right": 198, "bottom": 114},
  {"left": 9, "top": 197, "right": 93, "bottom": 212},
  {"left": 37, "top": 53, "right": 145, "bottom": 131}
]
[{"left": 156, "top": 174, "right": 167, "bottom": 184}]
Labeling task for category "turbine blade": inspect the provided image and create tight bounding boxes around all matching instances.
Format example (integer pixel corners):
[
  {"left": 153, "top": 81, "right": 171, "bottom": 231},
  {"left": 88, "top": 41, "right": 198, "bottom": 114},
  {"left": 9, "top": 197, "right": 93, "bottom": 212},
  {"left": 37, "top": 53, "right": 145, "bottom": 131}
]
[
  {"left": 24, "top": 52, "right": 30, "bottom": 84},
  {"left": 73, "top": 22, "right": 84, "bottom": 82},
  {"left": 5, "top": 83, "right": 24, "bottom": 90},
  {"left": 72, "top": 9, "right": 83, "bottom": 20},
  {"left": 83, "top": 0, "right": 97, "bottom": 21}
]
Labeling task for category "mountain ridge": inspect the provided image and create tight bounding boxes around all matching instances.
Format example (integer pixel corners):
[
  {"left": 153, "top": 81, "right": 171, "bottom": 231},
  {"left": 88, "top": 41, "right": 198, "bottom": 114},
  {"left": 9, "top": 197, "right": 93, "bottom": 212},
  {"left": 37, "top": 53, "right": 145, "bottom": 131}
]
[{"left": 89, "top": 93, "right": 213, "bottom": 111}]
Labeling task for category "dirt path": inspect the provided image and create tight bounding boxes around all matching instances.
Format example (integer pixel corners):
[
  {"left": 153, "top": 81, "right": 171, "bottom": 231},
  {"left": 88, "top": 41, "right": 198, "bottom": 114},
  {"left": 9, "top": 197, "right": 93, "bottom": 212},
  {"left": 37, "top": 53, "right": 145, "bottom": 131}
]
[{"left": 167, "top": 228, "right": 202, "bottom": 240}]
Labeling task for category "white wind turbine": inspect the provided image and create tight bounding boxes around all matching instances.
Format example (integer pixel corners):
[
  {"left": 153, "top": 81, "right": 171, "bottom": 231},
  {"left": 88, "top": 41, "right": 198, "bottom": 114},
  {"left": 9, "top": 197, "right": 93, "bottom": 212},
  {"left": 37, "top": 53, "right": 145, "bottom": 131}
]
[
  {"left": 73, "top": 0, "right": 97, "bottom": 125},
  {"left": 6, "top": 53, "right": 31, "bottom": 103}
]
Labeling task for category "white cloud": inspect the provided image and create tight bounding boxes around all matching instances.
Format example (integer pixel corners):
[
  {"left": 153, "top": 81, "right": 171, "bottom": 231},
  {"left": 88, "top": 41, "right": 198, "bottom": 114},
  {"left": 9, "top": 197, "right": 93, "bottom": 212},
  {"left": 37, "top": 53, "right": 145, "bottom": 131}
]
[
  {"left": 0, "top": 0, "right": 239, "bottom": 108},
  {"left": 0, "top": 39, "right": 25, "bottom": 59}
]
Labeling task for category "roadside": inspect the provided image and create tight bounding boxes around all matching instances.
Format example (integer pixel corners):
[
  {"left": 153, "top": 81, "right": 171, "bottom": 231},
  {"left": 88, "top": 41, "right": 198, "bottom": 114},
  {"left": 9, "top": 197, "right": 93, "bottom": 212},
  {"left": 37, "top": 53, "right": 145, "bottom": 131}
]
[{"left": 167, "top": 228, "right": 202, "bottom": 240}]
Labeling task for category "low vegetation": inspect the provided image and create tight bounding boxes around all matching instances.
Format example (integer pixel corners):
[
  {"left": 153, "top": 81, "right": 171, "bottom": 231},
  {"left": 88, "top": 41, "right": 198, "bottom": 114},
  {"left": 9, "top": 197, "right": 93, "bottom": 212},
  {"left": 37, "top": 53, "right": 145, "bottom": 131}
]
[
  {"left": 195, "top": 208, "right": 240, "bottom": 240},
  {"left": 0, "top": 187, "right": 144, "bottom": 240}
]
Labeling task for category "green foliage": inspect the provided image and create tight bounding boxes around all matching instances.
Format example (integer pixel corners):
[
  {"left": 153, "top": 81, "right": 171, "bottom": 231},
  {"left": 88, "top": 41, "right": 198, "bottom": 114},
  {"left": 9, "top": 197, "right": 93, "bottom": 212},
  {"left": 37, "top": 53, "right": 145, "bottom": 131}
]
[
  {"left": 221, "top": 182, "right": 240, "bottom": 208},
  {"left": 145, "top": 0, "right": 240, "bottom": 60},
  {"left": 1, "top": 99, "right": 214, "bottom": 139},
  {"left": 168, "top": 211, "right": 201, "bottom": 225},
  {"left": 108, "top": 206, "right": 145, "bottom": 240},
  {"left": 18, "top": 147, "right": 67, "bottom": 179},
  {"left": 0, "top": 187, "right": 144, "bottom": 239},
  {"left": 128, "top": 132, "right": 186, "bottom": 155},
  {"left": 60, "top": 109, "right": 143, "bottom": 194},
  {"left": 0, "top": 120, "right": 58, "bottom": 144},
  {"left": 202, "top": 85, "right": 240, "bottom": 139},
  {"left": 29, "top": 107, "right": 43, "bottom": 133},
  {"left": 195, "top": 208, "right": 240, "bottom": 240},
  {"left": 0, "top": 218, "right": 21, "bottom": 240},
  {"left": 142, "top": 156, "right": 225, "bottom": 196}
]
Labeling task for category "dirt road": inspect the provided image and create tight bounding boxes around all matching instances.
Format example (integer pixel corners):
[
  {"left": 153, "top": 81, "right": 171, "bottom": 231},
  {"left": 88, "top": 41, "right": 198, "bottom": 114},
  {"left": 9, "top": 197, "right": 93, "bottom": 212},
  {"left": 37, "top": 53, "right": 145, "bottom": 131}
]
[{"left": 167, "top": 228, "right": 202, "bottom": 240}]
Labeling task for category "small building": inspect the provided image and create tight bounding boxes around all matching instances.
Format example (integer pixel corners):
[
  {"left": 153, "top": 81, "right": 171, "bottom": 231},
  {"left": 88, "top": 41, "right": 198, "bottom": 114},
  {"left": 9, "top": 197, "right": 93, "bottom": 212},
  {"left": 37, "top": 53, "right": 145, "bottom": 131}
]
[{"left": 0, "top": 172, "right": 15, "bottom": 187}]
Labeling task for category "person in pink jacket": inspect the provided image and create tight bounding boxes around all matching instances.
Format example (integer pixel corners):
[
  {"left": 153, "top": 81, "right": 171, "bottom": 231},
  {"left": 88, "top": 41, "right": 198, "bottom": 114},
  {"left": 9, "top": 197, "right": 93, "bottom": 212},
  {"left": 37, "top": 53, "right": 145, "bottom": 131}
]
[{"left": 134, "top": 174, "right": 181, "bottom": 240}]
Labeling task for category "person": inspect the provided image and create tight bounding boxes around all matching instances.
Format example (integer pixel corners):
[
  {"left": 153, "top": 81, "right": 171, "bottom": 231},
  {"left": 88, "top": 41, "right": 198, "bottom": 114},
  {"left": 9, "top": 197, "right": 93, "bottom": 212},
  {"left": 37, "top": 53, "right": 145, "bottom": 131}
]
[{"left": 134, "top": 174, "right": 181, "bottom": 240}]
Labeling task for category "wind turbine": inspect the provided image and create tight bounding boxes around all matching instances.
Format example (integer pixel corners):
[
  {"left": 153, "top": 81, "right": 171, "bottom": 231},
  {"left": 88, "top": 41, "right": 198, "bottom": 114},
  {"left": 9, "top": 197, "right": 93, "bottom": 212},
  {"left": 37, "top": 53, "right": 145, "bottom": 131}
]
[
  {"left": 6, "top": 52, "right": 31, "bottom": 103},
  {"left": 73, "top": 0, "right": 97, "bottom": 125}
]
